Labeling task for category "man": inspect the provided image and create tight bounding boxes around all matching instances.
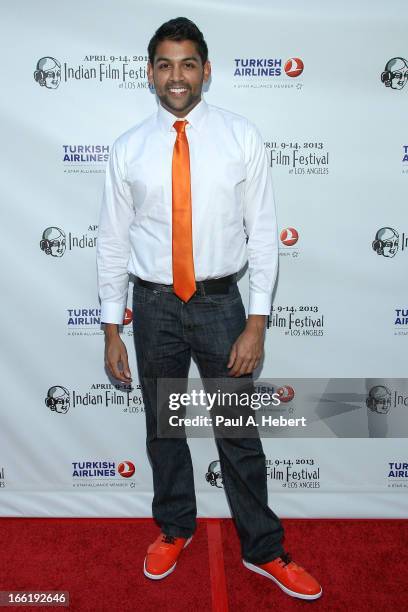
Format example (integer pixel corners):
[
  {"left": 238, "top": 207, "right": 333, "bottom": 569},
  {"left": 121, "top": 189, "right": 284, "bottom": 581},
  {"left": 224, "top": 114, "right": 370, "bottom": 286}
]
[{"left": 97, "top": 17, "right": 322, "bottom": 601}]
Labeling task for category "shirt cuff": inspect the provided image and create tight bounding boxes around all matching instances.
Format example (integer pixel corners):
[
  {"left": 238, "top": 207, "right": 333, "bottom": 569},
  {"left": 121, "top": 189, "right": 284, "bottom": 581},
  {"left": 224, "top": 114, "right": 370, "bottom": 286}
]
[
  {"left": 248, "top": 292, "right": 272, "bottom": 316},
  {"left": 100, "top": 301, "right": 127, "bottom": 325}
]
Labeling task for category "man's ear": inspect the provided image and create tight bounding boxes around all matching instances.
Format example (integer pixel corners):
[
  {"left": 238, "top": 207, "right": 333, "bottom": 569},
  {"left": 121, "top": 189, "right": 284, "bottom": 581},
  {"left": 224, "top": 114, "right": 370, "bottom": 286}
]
[
  {"left": 147, "top": 61, "right": 154, "bottom": 86},
  {"left": 203, "top": 60, "right": 211, "bottom": 83}
]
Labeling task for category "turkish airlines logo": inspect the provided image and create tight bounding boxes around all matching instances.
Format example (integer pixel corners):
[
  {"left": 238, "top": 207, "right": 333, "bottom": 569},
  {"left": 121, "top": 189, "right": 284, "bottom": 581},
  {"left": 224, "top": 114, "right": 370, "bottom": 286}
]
[
  {"left": 280, "top": 227, "right": 299, "bottom": 246},
  {"left": 123, "top": 308, "right": 133, "bottom": 325},
  {"left": 284, "top": 58, "right": 304, "bottom": 78},
  {"left": 118, "top": 461, "right": 135, "bottom": 478},
  {"left": 276, "top": 386, "right": 295, "bottom": 403}
]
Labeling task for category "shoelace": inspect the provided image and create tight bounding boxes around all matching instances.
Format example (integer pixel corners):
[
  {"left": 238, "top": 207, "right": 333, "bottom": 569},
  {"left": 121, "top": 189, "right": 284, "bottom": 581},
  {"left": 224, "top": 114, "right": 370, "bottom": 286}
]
[
  {"left": 162, "top": 534, "right": 177, "bottom": 545},
  {"left": 279, "top": 552, "right": 293, "bottom": 567},
  {"left": 276, "top": 552, "right": 304, "bottom": 572}
]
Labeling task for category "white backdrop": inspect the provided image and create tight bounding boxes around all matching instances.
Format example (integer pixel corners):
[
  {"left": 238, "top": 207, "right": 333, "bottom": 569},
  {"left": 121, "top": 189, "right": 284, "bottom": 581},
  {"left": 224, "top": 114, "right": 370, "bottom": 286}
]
[{"left": 1, "top": 0, "right": 408, "bottom": 517}]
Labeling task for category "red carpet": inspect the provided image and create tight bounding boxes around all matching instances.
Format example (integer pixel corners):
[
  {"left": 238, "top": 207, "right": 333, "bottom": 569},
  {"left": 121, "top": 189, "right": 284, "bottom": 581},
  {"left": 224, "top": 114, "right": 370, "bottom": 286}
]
[
  {"left": 222, "top": 518, "right": 408, "bottom": 611},
  {"left": 0, "top": 518, "right": 407, "bottom": 611}
]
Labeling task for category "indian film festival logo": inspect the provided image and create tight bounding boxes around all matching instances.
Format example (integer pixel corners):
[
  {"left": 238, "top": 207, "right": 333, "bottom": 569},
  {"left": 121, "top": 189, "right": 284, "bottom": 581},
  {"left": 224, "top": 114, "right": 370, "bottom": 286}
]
[
  {"left": 366, "top": 385, "right": 408, "bottom": 415},
  {"left": 44, "top": 383, "right": 144, "bottom": 414},
  {"left": 34, "top": 57, "right": 61, "bottom": 88},
  {"left": 267, "top": 304, "right": 325, "bottom": 337},
  {"left": 266, "top": 457, "right": 321, "bottom": 489},
  {"left": 33, "top": 54, "right": 148, "bottom": 91},
  {"left": 205, "top": 460, "right": 224, "bottom": 488},
  {"left": 366, "top": 385, "right": 391, "bottom": 415},
  {"left": 372, "top": 227, "right": 407, "bottom": 258},
  {"left": 39, "top": 225, "right": 97, "bottom": 258},
  {"left": 380, "top": 57, "right": 408, "bottom": 90},
  {"left": 233, "top": 56, "right": 304, "bottom": 90},
  {"left": 45, "top": 386, "right": 70, "bottom": 414},
  {"left": 71, "top": 460, "right": 136, "bottom": 488},
  {"left": 265, "top": 140, "right": 329, "bottom": 176}
]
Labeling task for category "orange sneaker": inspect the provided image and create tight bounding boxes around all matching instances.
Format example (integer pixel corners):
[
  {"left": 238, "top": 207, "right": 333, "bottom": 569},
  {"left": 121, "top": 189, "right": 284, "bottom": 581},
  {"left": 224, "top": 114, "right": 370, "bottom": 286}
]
[
  {"left": 144, "top": 533, "right": 192, "bottom": 580},
  {"left": 243, "top": 552, "right": 322, "bottom": 600}
]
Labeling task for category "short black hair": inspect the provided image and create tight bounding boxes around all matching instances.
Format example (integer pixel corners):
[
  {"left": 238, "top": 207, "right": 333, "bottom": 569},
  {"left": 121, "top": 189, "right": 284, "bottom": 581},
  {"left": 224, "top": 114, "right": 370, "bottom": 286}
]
[{"left": 148, "top": 17, "right": 208, "bottom": 65}]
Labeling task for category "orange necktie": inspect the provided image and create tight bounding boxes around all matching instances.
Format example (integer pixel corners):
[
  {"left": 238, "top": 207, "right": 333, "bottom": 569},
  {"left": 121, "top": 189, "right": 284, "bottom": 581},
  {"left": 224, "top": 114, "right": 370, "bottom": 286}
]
[{"left": 172, "top": 120, "right": 196, "bottom": 302}]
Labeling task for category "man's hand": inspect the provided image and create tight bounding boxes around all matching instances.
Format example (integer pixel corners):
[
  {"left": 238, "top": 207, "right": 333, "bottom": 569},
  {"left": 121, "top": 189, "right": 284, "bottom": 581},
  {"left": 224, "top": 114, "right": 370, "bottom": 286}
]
[
  {"left": 227, "top": 315, "right": 266, "bottom": 377},
  {"left": 104, "top": 323, "right": 132, "bottom": 383}
]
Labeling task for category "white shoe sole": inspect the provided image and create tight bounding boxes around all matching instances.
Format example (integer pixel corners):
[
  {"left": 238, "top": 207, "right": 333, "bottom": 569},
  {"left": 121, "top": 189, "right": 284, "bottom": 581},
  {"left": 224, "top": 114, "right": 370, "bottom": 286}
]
[
  {"left": 242, "top": 559, "right": 322, "bottom": 600},
  {"left": 143, "top": 536, "right": 193, "bottom": 580}
]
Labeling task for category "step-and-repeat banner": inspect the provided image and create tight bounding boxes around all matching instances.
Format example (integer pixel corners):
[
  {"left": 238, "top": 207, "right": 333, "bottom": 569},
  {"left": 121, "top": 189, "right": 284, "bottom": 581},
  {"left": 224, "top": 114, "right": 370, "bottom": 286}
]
[{"left": 1, "top": 0, "right": 407, "bottom": 517}]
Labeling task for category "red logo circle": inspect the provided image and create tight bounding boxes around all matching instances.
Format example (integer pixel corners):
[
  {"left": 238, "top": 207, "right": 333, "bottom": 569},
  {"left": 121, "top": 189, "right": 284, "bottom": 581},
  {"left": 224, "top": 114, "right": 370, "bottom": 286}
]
[
  {"left": 284, "top": 58, "right": 304, "bottom": 78},
  {"left": 118, "top": 461, "right": 135, "bottom": 478},
  {"left": 280, "top": 227, "right": 299, "bottom": 246},
  {"left": 277, "top": 386, "right": 295, "bottom": 403},
  {"left": 123, "top": 308, "right": 133, "bottom": 325}
]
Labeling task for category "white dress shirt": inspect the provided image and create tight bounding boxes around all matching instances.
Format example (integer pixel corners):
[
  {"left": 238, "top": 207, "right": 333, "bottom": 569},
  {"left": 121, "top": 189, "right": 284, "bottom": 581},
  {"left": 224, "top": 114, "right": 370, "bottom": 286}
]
[{"left": 96, "top": 98, "right": 278, "bottom": 324}]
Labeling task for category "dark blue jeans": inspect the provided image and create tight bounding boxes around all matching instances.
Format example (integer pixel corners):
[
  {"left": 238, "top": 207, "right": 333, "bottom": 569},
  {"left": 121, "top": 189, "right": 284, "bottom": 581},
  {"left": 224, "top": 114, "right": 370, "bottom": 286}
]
[{"left": 132, "top": 280, "right": 285, "bottom": 563}]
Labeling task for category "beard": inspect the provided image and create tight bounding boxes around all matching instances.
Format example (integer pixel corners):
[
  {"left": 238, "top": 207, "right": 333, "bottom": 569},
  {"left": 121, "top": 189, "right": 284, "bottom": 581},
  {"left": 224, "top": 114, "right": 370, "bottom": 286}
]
[{"left": 156, "top": 85, "right": 202, "bottom": 116}]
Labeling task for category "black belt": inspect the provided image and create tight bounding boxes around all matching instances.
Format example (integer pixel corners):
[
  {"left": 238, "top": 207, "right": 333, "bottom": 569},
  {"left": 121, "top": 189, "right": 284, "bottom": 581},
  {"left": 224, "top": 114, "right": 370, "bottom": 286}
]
[{"left": 136, "top": 274, "right": 237, "bottom": 296}]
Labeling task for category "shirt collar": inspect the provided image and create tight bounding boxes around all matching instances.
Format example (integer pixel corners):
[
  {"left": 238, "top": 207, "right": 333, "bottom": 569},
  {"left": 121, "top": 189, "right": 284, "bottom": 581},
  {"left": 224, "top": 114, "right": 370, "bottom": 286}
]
[{"left": 157, "top": 98, "right": 208, "bottom": 133}]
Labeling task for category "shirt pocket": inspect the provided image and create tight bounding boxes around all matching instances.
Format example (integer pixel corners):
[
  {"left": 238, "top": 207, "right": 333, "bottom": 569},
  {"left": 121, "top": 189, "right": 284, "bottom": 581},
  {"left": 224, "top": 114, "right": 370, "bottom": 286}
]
[
  {"left": 126, "top": 166, "right": 169, "bottom": 224},
  {"left": 207, "top": 161, "right": 246, "bottom": 224},
  {"left": 226, "top": 161, "right": 247, "bottom": 185}
]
